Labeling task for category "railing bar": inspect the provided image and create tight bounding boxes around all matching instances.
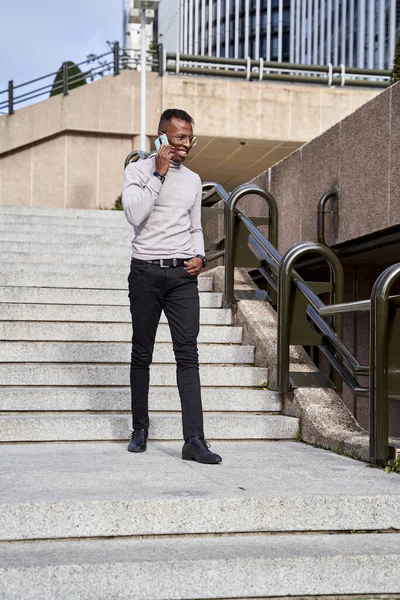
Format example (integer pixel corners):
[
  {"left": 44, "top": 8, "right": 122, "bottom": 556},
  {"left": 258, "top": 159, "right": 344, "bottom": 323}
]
[
  {"left": 75, "top": 51, "right": 113, "bottom": 68},
  {"left": 306, "top": 304, "right": 363, "bottom": 374},
  {"left": 319, "top": 293, "right": 400, "bottom": 315},
  {"left": 257, "top": 267, "right": 278, "bottom": 291},
  {"left": 13, "top": 72, "right": 59, "bottom": 90},
  {"left": 13, "top": 90, "right": 51, "bottom": 105},
  {"left": 319, "top": 345, "right": 366, "bottom": 392}
]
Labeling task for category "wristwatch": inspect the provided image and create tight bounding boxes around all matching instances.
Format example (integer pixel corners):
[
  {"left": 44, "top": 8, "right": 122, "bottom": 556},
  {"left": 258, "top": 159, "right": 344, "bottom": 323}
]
[
  {"left": 196, "top": 254, "right": 208, "bottom": 268},
  {"left": 153, "top": 171, "right": 166, "bottom": 184}
]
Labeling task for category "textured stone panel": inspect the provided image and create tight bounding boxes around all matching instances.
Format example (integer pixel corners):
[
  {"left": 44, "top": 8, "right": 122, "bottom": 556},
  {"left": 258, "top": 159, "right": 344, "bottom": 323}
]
[
  {"left": 65, "top": 135, "right": 98, "bottom": 209},
  {"left": 31, "top": 137, "right": 66, "bottom": 208},
  {"left": 300, "top": 124, "right": 340, "bottom": 243},
  {"left": 98, "top": 137, "right": 131, "bottom": 209},
  {"left": 269, "top": 149, "right": 302, "bottom": 253},
  {"left": 338, "top": 88, "right": 391, "bottom": 243},
  {"left": 0, "top": 147, "right": 32, "bottom": 206}
]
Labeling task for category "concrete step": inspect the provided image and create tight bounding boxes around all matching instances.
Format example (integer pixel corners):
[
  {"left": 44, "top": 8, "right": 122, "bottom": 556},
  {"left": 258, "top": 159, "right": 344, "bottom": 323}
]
[
  {"left": 0, "top": 223, "right": 132, "bottom": 237},
  {"left": 0, "top": 303, "right": 231, "bottom": 324},
  {"left": 1, "top": 250, "right": 132, "bottom": 265},
  {"left": 0, "top": 273, "right": 214, "bottom": 290},
  {"left": 0, "top": 286, "right": 222, "bottom": 307},
  {"left": 0, "top": 240, "right": 128, "bottom": 255},
  {"left": 0, "top": 262, "right": 132, "bottom": 275},
  {"left": 0, "top": 364, "right": 267, "bottom": 386},
  {"left": 0, "top": 206, "right": 124, "bottom": 220},
  {"left": 1, "top": 533, "right": 399, "bottom": 600},
  {"left": 0, "top": 341, "right": 255, "bottom": 364},
  {"left": 0, "top": 322, "right": 242, "bottom": 343},
  {"left": 0, "top": 387, "right": 280, "bottom": 412},
  {"left": 1, "top": 441, "right": 399, "bottom": 541},
  {"left": 0, "top": 212, "right": 128, "bottom": 228},
  {"left": 0, "top": 413, "right": 296, "bottom": 442}
]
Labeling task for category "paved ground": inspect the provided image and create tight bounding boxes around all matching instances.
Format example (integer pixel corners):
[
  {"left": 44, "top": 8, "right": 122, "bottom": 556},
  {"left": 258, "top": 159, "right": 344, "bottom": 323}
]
[{"left": 1, "top": 440, "right": 400, "bottom": 505}]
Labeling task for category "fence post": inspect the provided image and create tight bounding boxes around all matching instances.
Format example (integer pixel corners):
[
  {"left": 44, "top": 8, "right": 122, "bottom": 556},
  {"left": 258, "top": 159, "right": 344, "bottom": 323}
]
[
  {"left": 62, "top": 62, "right": 69, "bottom": 96},
  {"left": 8, "top": 80, "right": 14, "bottom": 115},
  {"left": 114, "top": 42, "right": 120, "bottom": 75}
]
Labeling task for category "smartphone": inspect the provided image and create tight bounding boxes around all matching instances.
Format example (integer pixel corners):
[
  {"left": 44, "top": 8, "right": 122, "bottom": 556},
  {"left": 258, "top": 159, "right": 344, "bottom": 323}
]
[{"left": 155, "top": 133, "right": 169, "bottom": 151}]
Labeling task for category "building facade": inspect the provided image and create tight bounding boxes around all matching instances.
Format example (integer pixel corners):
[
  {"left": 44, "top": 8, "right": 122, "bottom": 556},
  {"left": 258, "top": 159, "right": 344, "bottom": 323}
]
[{"left": 154, "top": 0, "right": 399, "bottom": 69}]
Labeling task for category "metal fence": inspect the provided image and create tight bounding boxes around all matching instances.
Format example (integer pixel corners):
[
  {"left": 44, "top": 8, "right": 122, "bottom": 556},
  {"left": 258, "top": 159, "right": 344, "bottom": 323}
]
[
  {"left": 0, "top": 43, "right": 159, "bottom": 116},
  {"left": 0, "top": 42, "right": 391, "bottom": 116}
]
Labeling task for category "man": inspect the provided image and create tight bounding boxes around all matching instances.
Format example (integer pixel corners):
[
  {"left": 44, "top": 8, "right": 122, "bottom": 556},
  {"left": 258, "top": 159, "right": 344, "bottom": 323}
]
[{"left": 122, "top": 108, "right": 222, "bottom": 464}]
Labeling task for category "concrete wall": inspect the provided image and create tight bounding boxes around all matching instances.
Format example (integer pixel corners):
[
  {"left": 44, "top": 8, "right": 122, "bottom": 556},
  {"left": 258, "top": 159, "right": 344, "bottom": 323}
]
[
  {"left": 251, "top": 81, "right": 400, "bottom": 252},
  {"left": 0, "top": 69, "right": 379, "bottom": 208}
]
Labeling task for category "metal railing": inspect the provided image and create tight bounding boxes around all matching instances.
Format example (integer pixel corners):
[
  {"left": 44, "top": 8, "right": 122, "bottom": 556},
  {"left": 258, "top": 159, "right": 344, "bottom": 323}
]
[
  {"left": 0, "top": 43, "right": 160, "bottom": 115},
  {"left": 163, "top": 52, "right": 390, "bottom": 88},
  {"left": 2, "top": 42, "right": 391, "bottom": 116},
  {"left": 201, "top": 179, "right": 400, "bottom": 466},
  {"left": 123, "top": 152, "right": 399, "bottom": 466}
]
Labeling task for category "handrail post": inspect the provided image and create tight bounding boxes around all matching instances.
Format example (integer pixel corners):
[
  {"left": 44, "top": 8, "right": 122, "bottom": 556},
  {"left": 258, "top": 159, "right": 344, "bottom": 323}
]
[
  {"left": 62, "top": 62, "right": 69, "bottom": 96},
  {"left": 278, "top": 242, "right": 344, "bottom": 394},
  {"left": 317, "top": 188, "right": 338, "bottom": 246},
  {"left": 369, "top": 263, "right": 400, "bottom": 465},
  {"left": 158, "top": 43, "right": 164, "bottom": 76},
  {"left": 113, "top": 42, "right": 120, "bottom": 76},
  {"left": 224, "top": 183, "right": 279, "bottom": 307},
  {"left": 8, "top": 80, "right": 14, "bottom": 115}
]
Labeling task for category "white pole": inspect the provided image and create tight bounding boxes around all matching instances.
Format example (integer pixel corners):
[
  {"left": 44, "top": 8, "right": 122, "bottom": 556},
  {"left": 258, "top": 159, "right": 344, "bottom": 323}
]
[
  {"left": 278, "top": 0, "right": 283, "bottom": 62},
  {"left": 255, "top": 0, "right": 261, "bottom": 58},
  {"left": 225, "top": 0, "right": 230, "bottom": 57},
  {"left": 389, "top": 0, "right": 397, "bottom": 70},
  {"left": 140, "top": 8, "right": 146, "bottom": 151},
  {"left": 367, "top": 0, "right": 374, "bottom": 68},
  {"left": 378, "top": 0, "right": 385, "bottom": 69},
  {"left": 267, "top": 0, "right": 272, "bottom": 61},
  {"left": 289, "top": 0, "right": 295, "bottom": 63}
]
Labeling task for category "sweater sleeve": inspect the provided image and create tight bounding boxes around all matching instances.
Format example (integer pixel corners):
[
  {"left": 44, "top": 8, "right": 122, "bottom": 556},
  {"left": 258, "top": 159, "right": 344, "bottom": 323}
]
[
  {"left": 122, "top": 162, "right": 162, "bottom": 227},
  {"left": 189, "top": 178, "right": 205, "bottom": 256}
]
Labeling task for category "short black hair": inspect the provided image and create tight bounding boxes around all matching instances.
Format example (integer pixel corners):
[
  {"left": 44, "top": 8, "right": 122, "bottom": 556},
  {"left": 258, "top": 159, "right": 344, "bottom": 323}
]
[{"left": 158, "top": 108, "right": 194, "bottom": 131}]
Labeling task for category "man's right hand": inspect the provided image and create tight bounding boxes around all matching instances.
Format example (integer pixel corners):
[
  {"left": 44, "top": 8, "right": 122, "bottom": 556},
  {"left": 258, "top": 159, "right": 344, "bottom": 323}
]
[{"left": 155, "top": 144, "right": 175, "bottom": 176}]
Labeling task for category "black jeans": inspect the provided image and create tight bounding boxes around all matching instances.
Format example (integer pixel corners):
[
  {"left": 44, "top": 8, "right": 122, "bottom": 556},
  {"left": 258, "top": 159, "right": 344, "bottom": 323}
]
[{"left": 128, "top": 258, "right": 204, "bottom": 441}]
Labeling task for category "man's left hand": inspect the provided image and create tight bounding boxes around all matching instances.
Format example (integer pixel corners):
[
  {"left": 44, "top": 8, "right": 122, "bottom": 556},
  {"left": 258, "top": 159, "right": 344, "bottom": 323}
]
[{"left": 184, "top": 257, "right": 203, "bottom": 276}]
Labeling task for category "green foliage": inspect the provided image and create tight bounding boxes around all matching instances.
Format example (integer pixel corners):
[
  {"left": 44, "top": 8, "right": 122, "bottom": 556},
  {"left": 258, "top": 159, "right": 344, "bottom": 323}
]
[
  {"left": 385, "top": 457, "right": 400, "bottom": 473},
  {"left": 112, "top": 195, "right": 123, "bottom": 211},
  {"left": 50, "top": 62, "right": 87, "bottom": 97},
  {"left": 390, "top": 36, "right": 400, "bottom": 85}
]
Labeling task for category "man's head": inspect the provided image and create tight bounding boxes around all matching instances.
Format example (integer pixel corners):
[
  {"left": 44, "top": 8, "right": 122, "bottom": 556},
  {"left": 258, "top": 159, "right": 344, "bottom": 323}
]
[{"left": 158, "top": 108, "right": 197, "bottom": 164}]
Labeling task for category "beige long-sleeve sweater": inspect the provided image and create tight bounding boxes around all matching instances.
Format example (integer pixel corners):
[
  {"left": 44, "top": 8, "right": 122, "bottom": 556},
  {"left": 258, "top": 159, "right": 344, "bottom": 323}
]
[{"left": 122, "top": 156, "right": 205, "bottom": 260}]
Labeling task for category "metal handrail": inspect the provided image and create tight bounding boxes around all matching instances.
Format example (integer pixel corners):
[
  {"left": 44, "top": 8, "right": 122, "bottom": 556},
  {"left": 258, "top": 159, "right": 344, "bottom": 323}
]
[
  {"left": 370, "top": 264, "right": 400, "bottom": 464},
  {"left": 225, "top": 184, "right": 278, "bottom": 306},
  {"left": 164, "top": 52, "right": 390, "bottom": 87},
  {"left": 317, "top": 188, "right": 339, "bottom": 246}
]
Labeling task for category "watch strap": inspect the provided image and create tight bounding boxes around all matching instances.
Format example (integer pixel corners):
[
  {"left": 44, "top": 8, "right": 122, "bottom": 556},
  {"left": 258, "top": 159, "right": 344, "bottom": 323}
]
[{"left": 153, "top": 171, "right": 165, "bottom": 184}]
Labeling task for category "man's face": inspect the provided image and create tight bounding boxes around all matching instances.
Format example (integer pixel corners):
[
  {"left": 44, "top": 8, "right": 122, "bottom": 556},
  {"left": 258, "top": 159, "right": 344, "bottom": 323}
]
[{"left": 158, "top": 118, "right": 194, "bottom": 163}]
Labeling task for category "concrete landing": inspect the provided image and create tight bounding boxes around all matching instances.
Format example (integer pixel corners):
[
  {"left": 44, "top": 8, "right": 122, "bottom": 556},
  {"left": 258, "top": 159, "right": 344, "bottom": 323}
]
[{"left": 1, "top": 441, "right": 399, "bottom": 541}]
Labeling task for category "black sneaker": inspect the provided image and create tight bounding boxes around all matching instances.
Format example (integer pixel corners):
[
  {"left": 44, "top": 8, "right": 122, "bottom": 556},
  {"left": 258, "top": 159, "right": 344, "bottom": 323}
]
[
  {"left": 182, "top": 436, "right": 222, "bottom": 464},
  {"left": 127, "top": 429, "right": 148, "bottom": 453}
]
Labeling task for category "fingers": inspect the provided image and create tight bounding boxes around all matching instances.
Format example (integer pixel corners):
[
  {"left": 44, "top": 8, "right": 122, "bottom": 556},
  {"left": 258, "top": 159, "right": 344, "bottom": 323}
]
[{"left": 157, "top": 144, "right": 175, "bottom": 159}]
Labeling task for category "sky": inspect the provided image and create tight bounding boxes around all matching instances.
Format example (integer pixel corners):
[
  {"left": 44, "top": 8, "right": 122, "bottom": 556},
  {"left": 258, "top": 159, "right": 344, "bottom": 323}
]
[{"left": 0, "top": 0, "right": 122, "bottom": 97}]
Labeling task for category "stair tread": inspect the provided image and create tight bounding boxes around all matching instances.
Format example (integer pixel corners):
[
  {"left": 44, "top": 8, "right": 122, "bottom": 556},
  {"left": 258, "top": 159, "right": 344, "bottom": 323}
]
[
  {"left": 0, "top": 441, "right": 399, "bottom": 540},
  {"left": 0, "top": 532, "right": 399, "bottom": 600}
]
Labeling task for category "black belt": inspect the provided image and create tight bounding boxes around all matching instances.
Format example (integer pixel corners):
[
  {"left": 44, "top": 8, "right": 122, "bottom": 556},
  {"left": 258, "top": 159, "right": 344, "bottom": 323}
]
[{"left": 131, "top": 257, "right": 191, "bottom": 268}]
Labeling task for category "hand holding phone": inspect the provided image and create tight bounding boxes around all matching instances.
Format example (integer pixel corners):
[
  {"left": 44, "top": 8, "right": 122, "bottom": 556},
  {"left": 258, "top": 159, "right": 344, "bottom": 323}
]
[{"left": 155, "top": 134, "right": 175, "bottom": 176}]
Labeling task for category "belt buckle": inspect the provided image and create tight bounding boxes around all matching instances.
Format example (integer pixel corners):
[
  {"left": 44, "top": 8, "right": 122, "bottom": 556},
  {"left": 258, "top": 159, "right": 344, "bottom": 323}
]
[{"left": 160, "top": 259, "right": 169, "bottom": 268}]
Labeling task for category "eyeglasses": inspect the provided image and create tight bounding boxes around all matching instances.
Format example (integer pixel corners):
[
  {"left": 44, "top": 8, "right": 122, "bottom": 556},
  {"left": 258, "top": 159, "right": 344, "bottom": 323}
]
[{"left": 162, "top": 132, "right": 198, "bottom": 147}]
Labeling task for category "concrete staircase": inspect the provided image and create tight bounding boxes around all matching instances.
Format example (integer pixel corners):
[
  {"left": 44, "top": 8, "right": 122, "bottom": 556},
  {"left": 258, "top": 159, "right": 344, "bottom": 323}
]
[{"left": 1, "top": 205, "right": 400, "bottom": 599}]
